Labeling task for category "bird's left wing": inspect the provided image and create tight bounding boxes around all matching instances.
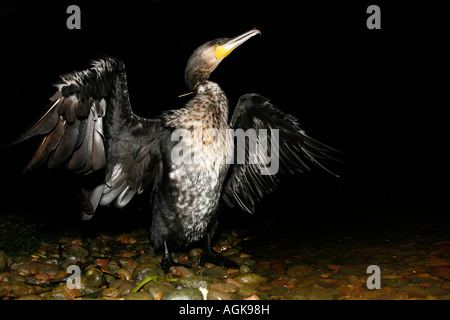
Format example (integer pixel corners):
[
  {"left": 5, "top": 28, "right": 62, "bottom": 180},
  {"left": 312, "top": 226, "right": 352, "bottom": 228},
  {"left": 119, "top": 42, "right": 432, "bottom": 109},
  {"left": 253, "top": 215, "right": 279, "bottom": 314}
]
[{"left": 222, "top": 93, "right": 341, "bottom": 214}]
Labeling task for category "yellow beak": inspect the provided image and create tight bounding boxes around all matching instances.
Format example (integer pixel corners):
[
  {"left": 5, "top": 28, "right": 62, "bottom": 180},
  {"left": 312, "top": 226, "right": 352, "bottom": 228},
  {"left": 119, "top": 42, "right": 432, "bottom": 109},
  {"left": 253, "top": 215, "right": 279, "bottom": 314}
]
[{"left": 215, "top": 29, "right": 261, "bottom": 60}]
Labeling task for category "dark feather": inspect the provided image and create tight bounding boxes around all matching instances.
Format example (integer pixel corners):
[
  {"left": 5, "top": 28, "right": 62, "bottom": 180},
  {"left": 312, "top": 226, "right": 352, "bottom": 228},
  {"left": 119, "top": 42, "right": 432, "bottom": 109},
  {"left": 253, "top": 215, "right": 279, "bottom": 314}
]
[{"left": 224, "top": 93, "right": 342, "bottom": 214}]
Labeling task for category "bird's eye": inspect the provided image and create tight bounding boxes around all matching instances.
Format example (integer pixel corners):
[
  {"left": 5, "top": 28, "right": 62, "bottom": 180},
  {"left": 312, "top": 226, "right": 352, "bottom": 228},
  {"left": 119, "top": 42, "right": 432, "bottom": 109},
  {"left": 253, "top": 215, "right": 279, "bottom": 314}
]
[{"left": 216, "top": 41, "right": 222, "bottom": 46}]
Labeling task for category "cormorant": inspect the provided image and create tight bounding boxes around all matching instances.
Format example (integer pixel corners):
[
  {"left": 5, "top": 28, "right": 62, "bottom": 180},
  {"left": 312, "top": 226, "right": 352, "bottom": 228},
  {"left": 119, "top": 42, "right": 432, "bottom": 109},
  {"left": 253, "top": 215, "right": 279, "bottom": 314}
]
[{"left": 9, "top": 29, "right": 340, "bottom": 272}]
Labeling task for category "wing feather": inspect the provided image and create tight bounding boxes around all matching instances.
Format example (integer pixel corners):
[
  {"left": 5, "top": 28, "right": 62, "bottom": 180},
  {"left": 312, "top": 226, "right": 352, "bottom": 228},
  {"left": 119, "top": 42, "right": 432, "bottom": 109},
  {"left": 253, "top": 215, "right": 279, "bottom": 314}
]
[
  {"left": 224, "top": 93, "right": 342, "bottom": 214},
  {"left": 9, "top": 56, "right": 164, "bottom": 219}
]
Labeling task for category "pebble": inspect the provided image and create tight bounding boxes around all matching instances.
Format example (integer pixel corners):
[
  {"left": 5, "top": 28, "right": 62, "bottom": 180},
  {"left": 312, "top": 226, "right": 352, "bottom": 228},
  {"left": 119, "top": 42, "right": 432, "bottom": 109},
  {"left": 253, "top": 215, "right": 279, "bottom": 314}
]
[
  {"left": 65, "top": 243, "right": 89, "bottom": 259},
  {"left": 162, "top": 287, "right": 204, "bottom": 300},
  {"left": 110, "top": 279, "right": 136, "bottom": 296},
  {"left": 144, "top": 281, "right": 176, "bottom": 299},
  {"left": 208, "top": 289, "right": 239, "bottom": 300},
  {"left": 210, "top": 282, "right": 239, "bottom": 293},
  {"left": 286, "top": 265, "right": 316, "bottom": 278},
  {"left": 85, "top": 269, "right": 105, "bottom": 287},
  {"left": 294, "top": 277, "right": 318, "bottom": 288},
  {"left": 132, "top": 263, "right": 164, "bottom": 282},
  {"left": 15, "top": 261, "right": 60, "bottom": 275},
  {"left": 285, "top": 287, "right": 340, "bottom": 300},
  {"left": 189, "top": 248, "right": 203, "bottom": 258},
  {"left": 177, "top": 275, "right": 220, "bottom": 289},
  {"left": 239, "top": 264, "right": 251, "bottom": 274},
  {"left": 136, "top": 254, "right": 160, "bottom": 265},
  {"left": 234, "top": 273, "right": 266, "bottom": 286},
  {"left": 125, "top": 292, "right": 154, "bottom": 300},
  {"left": 202, "top": 266, "right": 229, "bottom": 279},
  {"left": 169, "top": 266, "right": 195, "bottom": 278},
  {"left": 102, "top": 288, "right": 121, "bottom": 298},
  {"left": 0, "top": 281, "right": 35, "bottom": 298}
]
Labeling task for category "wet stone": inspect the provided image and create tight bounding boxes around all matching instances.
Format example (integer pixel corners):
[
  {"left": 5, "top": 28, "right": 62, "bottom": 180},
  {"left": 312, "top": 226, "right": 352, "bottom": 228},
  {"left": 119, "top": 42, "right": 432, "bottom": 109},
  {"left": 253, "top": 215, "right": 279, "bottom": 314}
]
[
  {"left": 15, "top": 261, "right": 60, "bottom": 275},
  {"left": 202, "top": 266, "right": 229, "bottom": 279},
  {"left": 294, "top": 277, "right": 318, "bottom": 288},
  {"left": 145, "top": 281, "right": 176, "bottom": 299},
  {"left": 85, "top": 269, "right": 105, "bottom": 287},
  {"left": 136, "top": 254, "right": 160, "bottom": 265},
  {"left": 65, "top": 243, "right": 89, "bottom": 259},
  {"left": 234, "top": 273, "right": 267, "bottom": 286},
  {"left": 177, "top": 275, "right": 220, "bottom": 289},
  {"left": 162, "top": 287, "right": 204, "bottom": 300},
  {"left": 103, "top": 288, "right": 121, "bottom": 298},
  {"left": 286, "top": 265, "right": 316, "bottom": 278},
  {"left": 264, "top": 286, "right": 288, "bottom": 297},
  {"left": 125, "top": 292, "right": 154, "bottom": 300},
  {"left": 285, "top": 287, "right": 340, "bottom": 300},
  {"left": 170, "top": 266, "right": 194, "bottom": 278},
  {"left": 210, "top": 282, "right": 239, "bottom": 293},
  {"left": 208, "top": 289, "right": 239, "bottom": 300},
  {"left": 110, "top": 279, "right": 136, "bottom": 296},
  {"left": 132, "top": 263, "right": 164, "bottom": 283},
  {"left": 239, "top": 264, "right": 251, "bottom": 274},
  {"left": 189, "top": 248, "right": 203, "bottom": 258},
  {"left": 0, "top": 281, "right": 35, "bottom": 298},
  {"left": 237, "top": 285, "right": 259, "bottom": 297}
]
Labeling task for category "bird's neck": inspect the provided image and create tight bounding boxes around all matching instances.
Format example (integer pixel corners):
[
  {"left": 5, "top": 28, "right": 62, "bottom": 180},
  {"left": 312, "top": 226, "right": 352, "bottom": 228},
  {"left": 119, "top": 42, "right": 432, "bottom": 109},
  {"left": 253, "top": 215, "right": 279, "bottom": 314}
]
[{"left": 164, "top": 81, "right": 229, "bottom": 130}]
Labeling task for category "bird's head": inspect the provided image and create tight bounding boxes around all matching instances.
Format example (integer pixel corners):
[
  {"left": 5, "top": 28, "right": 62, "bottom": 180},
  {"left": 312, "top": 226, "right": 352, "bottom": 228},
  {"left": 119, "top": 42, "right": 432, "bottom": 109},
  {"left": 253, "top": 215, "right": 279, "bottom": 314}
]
[{"left": 184, "top": 29, "right": 261, "bottom": 91}]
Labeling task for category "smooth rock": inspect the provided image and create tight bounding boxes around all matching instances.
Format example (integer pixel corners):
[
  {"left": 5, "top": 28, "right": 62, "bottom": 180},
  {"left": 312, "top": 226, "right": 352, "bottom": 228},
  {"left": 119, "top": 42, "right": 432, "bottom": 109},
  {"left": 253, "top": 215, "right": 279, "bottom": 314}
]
[
  {"left": 207, "top": 289, "right": 239, "bottom": 300},
  {"left": 85, "top": 269, "right": 105, "bottom": 287},
  {"left": 264, "top": 286, "right": 288, "bottom": 297},
  {"left": 136, "top": 254, "right": 160, "bottom": 265},
  {"left": 294, "top": 277, "right": 318, "bottom": 288},
  {"left": 239, "top": 264, "right": 251, "bottom": 274},
  {"left": 65, "top": 243, "right": 89, "bottom": 258},
  {"left": 125, "top": 292, "right": 154, "bottom": 300},
  {"left": 210, "top": 282, "right": 239, "bottom": 293},
  {"left": 202, "top": 266, "right": 229, "bottom": 279},
  {"left": 189, "top": 248, "right": 203, "bottom": 258},
  {"left": 177, "top": 275, "right": 220, "bottom": 289},
  {"left": 145, "top": 281, "right": 176, "bottom": 299},
  {"left": 162, "top": 287, "right": 203, "bottom": 300},
  {"left": 110, "top": 279, "right": 136, "bottom": 296},
  {"left": 102, "top": 288, "right": 121, "bottom": 298},
  {"left": 170, "top": 266, "right": 195, "bottom": 278},
  {"left": 15, "top": 261, "right": 60, "bottom": 275},
  {"left": 285, "top": 287, "right": 340, "bottom": 300},
  {"left": 132, "top": 263, "right": 164, "bottom": 283},
  {"left": 286, "top": 265, "right": 316, "bottom": 278},
  {"left": 0, "top": 281, "right": 35, "bottom": 298},
  {"left": 234, "top": 273, "right": 267, "bottom": 286}
]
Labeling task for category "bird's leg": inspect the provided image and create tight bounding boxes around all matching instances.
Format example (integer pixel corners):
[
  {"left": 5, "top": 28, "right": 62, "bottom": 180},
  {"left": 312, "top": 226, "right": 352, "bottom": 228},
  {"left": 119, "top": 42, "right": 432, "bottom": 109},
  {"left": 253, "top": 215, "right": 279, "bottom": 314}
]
[
  {"left": 160, "top": 241, "right": 193, "bottom": 273},
  {"left": 161, "top": 241, "right": 177, "bottom": 274},
  {"left": 196, "top": 234, "right": 239, "bottom": 269}
]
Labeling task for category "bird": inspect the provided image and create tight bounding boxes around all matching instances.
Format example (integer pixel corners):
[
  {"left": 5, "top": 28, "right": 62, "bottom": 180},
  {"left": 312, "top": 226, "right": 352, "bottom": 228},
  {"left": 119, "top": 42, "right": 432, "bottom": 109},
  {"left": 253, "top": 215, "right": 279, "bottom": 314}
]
[{"left": 8, "top": 29, "right": 340, "bottom": 272}]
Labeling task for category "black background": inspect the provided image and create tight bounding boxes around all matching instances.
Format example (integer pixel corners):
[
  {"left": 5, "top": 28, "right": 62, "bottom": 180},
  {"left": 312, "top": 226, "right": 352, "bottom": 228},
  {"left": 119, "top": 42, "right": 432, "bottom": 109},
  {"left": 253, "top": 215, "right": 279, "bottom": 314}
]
[{"left": 0, "top": 1, "right": 448, "bottom": 235}]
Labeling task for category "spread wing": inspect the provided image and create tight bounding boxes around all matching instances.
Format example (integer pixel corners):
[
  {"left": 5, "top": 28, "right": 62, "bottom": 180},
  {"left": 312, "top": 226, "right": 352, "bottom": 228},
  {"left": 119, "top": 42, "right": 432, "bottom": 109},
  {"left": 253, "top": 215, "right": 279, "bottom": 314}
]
[
  {"left": 9, "top": 57, "right": 164, "bottom": 219},
  {"left": 223, "top": 93, "right": 342, "bottom": 214}
]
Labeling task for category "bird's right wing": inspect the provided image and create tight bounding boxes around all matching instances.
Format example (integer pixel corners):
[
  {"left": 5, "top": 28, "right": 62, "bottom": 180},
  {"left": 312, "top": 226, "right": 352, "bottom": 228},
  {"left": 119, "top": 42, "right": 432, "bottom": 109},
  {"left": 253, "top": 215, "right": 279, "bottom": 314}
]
[
  {"left": 223, "top": 93, "right": 342, "bottom": 214},
  {"left": 9, "top": 57, "right": 164, "bottom": 219}
]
